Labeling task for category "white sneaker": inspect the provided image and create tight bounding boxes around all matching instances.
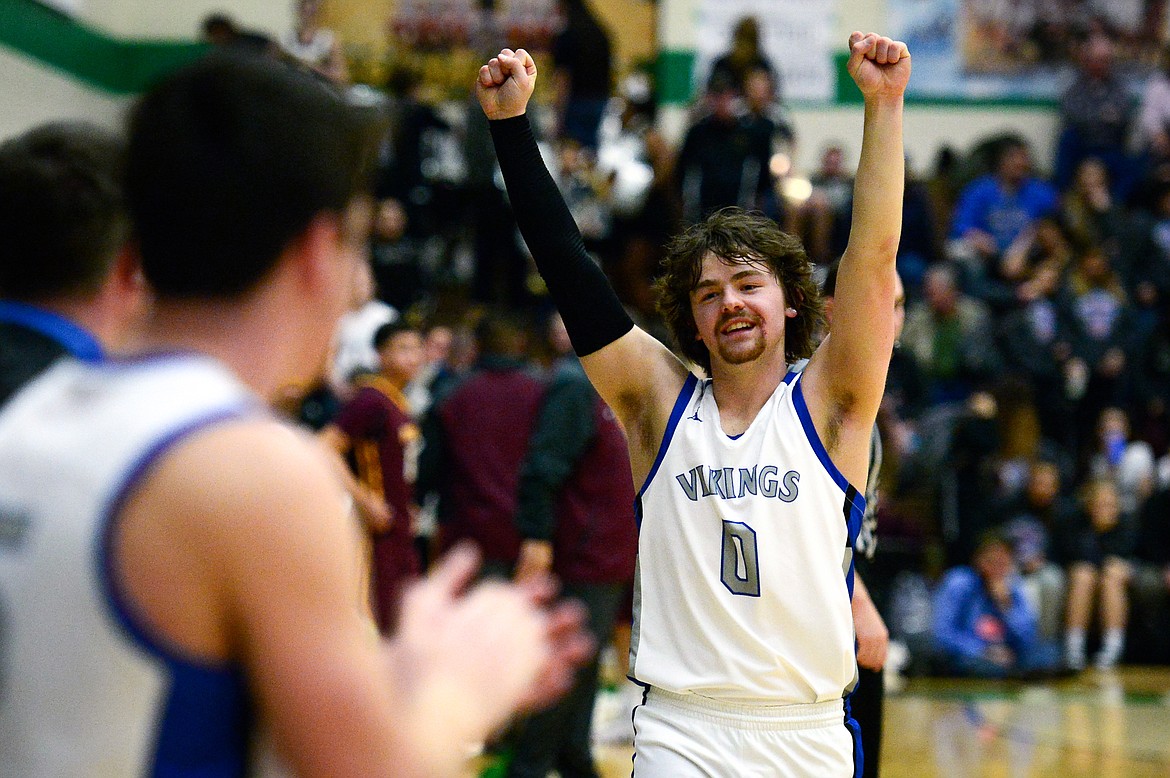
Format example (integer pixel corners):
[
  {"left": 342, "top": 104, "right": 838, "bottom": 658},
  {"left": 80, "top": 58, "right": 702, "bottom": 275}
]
[{"left": 1093, "top": 645, "right": 1122, "bottom": 671}]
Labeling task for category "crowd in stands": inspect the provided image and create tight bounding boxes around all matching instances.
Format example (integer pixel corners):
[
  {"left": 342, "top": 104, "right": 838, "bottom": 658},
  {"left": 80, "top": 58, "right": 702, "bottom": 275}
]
[{"left": 229, "top": 0, "right": 1169, "bottom": 711}]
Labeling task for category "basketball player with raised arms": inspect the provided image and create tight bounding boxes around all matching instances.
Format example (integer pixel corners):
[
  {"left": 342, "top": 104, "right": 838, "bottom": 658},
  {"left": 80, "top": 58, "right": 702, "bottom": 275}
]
[
  {"left": 478, "top": 31, "right": 909, "bottom": 776},
  {"left": 0, "top": 55, "right": 591, "bottom": 777}
]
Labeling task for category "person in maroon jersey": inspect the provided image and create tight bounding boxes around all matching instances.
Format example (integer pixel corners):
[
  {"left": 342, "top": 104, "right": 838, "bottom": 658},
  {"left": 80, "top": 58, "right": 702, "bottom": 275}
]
[{"left": 321, "top": 320, "right": 425, "bottom": 632}]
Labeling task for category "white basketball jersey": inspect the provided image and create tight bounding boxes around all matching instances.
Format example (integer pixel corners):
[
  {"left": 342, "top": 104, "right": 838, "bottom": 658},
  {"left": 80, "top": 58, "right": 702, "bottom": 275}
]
[
  {"left": 630, "top": 371, "right": 863, "bottom": 704},
  {"left": 0, "top": 355, "right": 263, "bottom": 777}
]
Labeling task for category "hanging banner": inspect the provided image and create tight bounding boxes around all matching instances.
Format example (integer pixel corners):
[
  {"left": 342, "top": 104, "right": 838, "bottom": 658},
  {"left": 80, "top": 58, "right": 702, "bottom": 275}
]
[
  {"left": 36, "top": 0, "right": 81, "bottom": 15},
  {"left": 695, "top": 0, "right": 836, "bottom": 102},
  {"left": 889, "top": 0, "right": 1166, "bottom": 100}
]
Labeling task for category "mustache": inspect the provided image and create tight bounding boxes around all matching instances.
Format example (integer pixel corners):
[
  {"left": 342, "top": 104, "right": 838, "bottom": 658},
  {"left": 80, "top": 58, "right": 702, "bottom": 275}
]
[{"left": 717, "top": 311, "right": 763, "bottom": 329}]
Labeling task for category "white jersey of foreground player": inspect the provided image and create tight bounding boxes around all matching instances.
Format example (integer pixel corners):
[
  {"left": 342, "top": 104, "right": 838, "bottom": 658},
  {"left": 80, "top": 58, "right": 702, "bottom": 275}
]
[{"left": 0, "top": 355, "right": 261, "bottom": 777}]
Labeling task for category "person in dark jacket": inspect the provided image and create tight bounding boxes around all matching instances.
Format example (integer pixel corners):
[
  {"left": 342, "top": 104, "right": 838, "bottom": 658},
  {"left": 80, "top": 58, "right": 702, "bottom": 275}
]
[
  {"left": 551, "top": 0, "right": 613, "bottom": 150},
  {"left": 507, "top": 312, "right": 638, "bottom": 778},
  {"left": 674, "top": 71, "right": 776, "bottom": 224},
  {"left": 1130, "top": 486, "right": 1170, "bottom": 662},
  {"left": 0, "top": 121, "right": 146, "bottom": 409}
]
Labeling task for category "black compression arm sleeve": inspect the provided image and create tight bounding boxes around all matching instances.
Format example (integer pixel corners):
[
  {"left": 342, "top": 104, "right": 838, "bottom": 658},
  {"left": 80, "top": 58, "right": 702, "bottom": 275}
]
[{"left": 489, "top": 114, "right": 634, "bottom": 356}]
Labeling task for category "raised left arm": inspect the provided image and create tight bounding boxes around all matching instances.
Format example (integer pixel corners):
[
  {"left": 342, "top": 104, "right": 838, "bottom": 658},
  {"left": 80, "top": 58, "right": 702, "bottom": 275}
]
[{"left": 802, "top": 32, "right": 909, "bottom": 488}]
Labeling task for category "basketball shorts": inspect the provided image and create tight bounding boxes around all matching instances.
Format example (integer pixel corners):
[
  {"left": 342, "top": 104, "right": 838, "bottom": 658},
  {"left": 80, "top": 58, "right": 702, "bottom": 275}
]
[{"left": 632, "top": 686, "right": 859, "bottom": 777}]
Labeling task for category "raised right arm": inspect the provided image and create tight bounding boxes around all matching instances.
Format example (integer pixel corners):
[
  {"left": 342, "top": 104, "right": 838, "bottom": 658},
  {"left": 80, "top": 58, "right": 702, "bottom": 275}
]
[{"left": 478, "top": 49, "right": 689, "bottom": 477}]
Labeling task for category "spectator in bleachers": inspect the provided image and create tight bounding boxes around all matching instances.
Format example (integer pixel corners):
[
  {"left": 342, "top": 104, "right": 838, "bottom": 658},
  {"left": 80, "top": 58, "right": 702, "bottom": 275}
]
[
  {"left": 1131, "top": 299, "right": 1170, "bottom": 456},
  {"left": 949, "top": 137, "right": 1059, "bottom": 279},
  {"left": 925, "top": 145, "right": 962, "bottom": 245},
  {"left": 1086, "top": 406, "right": 1157, "bottom": 518},
  {"left": 674, "top": 70, "right": 776, "bottom": 224},
  {"left": 901, "top": 263, "right": 1002, "bottom": 405},
  {"left": 552, "top": 0, "right": 614, "bottom": 151},
  {"left": 742, "top": 64, "right": 795, "bottom": 159},
  {"left": 995, "top": 254, "right": 1081, "bottom": 449},
  {"left": 1056, "top": 477, "right": 1137, "bottom": 670},
  {"left": 1066, "top": 246, "right": 1144, "bottom": 440},
  {"left": 977, "top": 214, "right": 1073, "bottom": 312},
  {"left": 553, "top": 138, "right": 615, "bottom": 262},
  {"left": 931, "top": 530, "right": 1062, "bottom": 678},
  {"left": 795, "top": 144, "right": 854, "bottom": 265},
  {"left": 1130, "top": 485, "right": 1170, "bottom": 661},
  {"left": 609, "top": 127, "right": 683, "bottom": 320},
  {"left": 1118, "top": 182, "right": 1170, "bottom": 314},
  {"left": 369, "top": 197, "right": 429, "bottom": 314},
  {"left": 991, "top": 377, "right": 1071, "bottom": 497},
  {"left": 708, "top": 16, "right": 777, "bottom": 97},
  {"left": 1137, "top": 43, "right": 1170, "bottom": 166},
  {"left": 376, "top": 67, "right": 452, "bottom": 241},
  {"left": 282, "top": 0, "right": 346, "bottom": 83},
  {"left": 940, "top": 390, "right": 1002, "bottom": 566},
  {"left": 898, "top": 161, "right": 945, "bottom": 295},
  {"left": 1054, "top": 33, "right": 1138, "bottom": 198},
  {"left": 1061, "top": 157, "right": 1127, "bottom": 255},
  {"left": 998, "top": 460, "right": 1077, "bottom": 643}
]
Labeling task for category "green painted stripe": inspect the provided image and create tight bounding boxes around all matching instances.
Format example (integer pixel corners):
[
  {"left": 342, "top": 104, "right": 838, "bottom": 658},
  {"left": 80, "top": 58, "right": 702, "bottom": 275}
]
[
  {"left": 0, "top": 0, "right": 207, "bottom": 94},
  {"left": 656, "top": 48, "right": 695, "bottom": 106}
]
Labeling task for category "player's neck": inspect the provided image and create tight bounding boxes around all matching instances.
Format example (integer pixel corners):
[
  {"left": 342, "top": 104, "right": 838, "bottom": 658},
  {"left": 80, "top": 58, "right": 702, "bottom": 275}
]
[
  {"left": 708, "top": 353, "right": 787, "bottom": 434},
  {"left": 138, "top": 298, "right": 310, "bottom": 401}
]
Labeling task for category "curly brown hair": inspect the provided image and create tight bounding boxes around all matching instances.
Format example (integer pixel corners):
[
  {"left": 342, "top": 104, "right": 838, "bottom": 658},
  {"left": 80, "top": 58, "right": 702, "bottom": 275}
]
[{"left": 653, "top": 208, "right": 824, "bottom": 375}]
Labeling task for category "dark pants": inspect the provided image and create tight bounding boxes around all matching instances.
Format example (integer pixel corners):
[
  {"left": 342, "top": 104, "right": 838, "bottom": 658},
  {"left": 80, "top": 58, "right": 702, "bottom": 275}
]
[
  {"left": 507, "top": 581, "right": 626, "bottom": 778},
  {"left": 851, "top": 665, "right": 884, "bottom": 778}
]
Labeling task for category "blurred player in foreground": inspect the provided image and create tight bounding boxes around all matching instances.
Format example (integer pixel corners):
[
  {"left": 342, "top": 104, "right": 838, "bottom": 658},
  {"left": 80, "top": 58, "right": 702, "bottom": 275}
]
[{"left": 0, "top": 54, "right": 590, "bottom": 777}]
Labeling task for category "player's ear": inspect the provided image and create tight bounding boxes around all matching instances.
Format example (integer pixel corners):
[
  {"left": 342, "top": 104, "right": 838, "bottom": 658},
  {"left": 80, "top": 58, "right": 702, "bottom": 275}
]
[{"left": 289, "top": 211, "right": 344, "bottom": 293}]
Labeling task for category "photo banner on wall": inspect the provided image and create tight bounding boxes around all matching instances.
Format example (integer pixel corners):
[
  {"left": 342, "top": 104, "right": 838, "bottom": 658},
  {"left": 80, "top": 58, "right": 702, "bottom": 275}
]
[
  {"left": 889, "top": 0, "right": 1167, "bottom": 100},
  {"left": 35, "top": 0, "right": 81, "bottom": 15},
  {"left": 695, "top": 0, "right": 836, "bottom": 102}
]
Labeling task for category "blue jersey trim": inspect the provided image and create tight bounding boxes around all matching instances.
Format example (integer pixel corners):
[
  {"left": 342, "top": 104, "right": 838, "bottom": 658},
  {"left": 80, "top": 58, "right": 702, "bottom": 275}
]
[
  {"left": 790, "top": 373, "right": 867, "bottom": 518},
  {"left": 96, "top": 403, "right": 259, "bottom": 777},
  {"left": 0, "top": 300, "right": 103, "bottom": 361},
  {"left": 635, "top": 373, "right": 699, "bottom": 498},
  {"left": 844, "top": 694, "right": 864, "bottom": 778}
]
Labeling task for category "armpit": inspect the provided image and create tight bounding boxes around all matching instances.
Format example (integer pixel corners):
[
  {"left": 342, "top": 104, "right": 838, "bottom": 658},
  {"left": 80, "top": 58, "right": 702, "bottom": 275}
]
[{"left": 823, "top": 389, "right": 858, "bottom": 455}]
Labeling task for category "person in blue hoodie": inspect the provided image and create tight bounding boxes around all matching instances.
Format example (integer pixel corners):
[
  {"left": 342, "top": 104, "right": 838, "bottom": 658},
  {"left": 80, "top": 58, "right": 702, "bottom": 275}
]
[{"left": 931, "top": 529, "right": 1063, "bottom": 678}]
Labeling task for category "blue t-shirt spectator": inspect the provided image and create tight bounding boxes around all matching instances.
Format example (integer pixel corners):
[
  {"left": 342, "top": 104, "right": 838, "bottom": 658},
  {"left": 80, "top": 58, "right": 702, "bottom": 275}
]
[
  {"left": 950, "top": 174, "right": 1060, "bottom": 255},
  {"left": 931, "top": 532, "right": 1062, "bottom": 677}
]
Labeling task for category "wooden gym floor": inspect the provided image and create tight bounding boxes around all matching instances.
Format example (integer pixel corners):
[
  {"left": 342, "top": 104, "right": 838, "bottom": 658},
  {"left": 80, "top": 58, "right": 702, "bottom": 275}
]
[{"left": 505, "top": 666, "right": 1170, "bottom": 777}]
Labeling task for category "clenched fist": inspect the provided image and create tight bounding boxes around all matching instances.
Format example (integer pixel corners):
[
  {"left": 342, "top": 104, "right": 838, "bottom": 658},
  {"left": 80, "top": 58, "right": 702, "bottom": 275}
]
[{"left": 476, "top": 48, "right": 538, "bottom": 120}]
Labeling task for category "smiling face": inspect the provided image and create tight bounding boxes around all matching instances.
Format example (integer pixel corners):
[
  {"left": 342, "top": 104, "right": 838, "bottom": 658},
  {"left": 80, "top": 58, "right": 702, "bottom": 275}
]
[
  {"left": 654, "top": 208, "right": 823, "bottom": 375},
  {"left": 690, "top": 252, "right": 792, "bottom": 370}
]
